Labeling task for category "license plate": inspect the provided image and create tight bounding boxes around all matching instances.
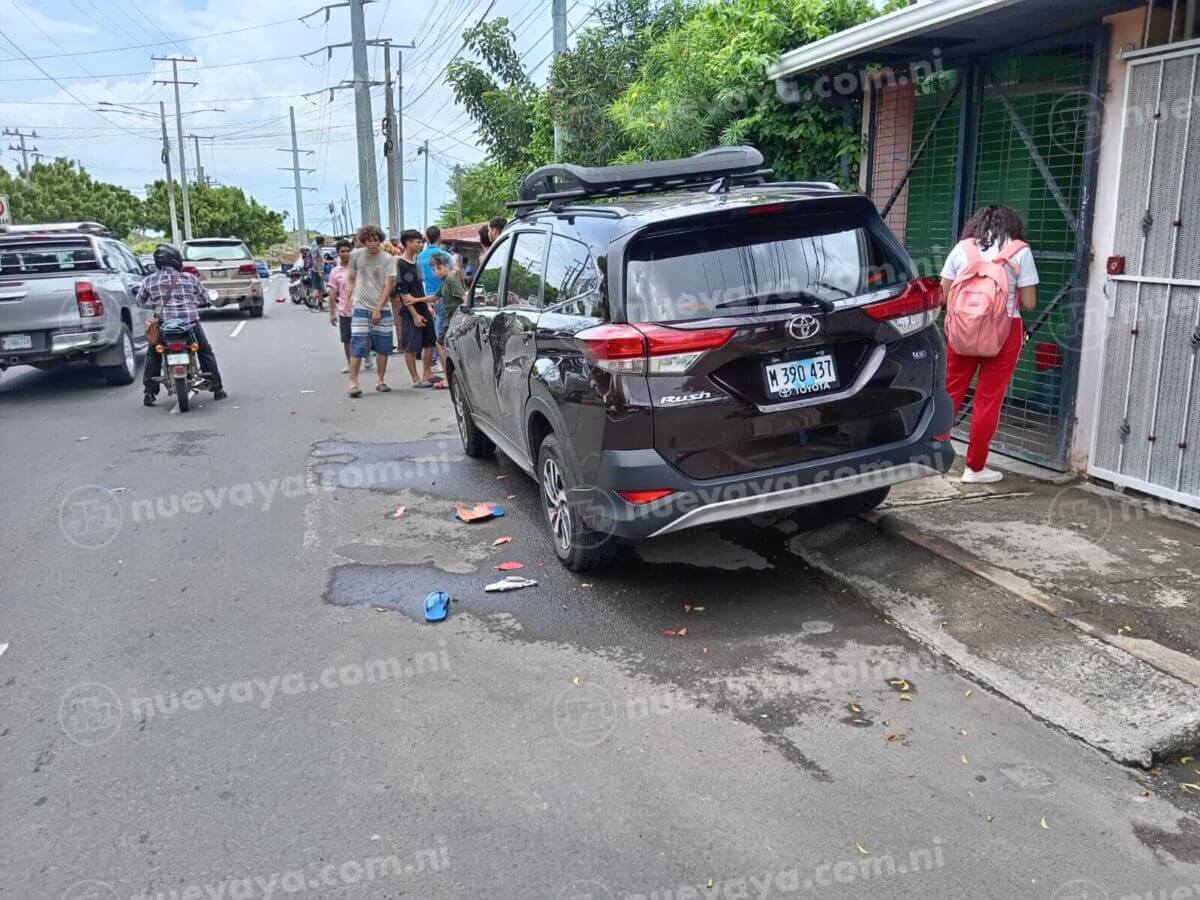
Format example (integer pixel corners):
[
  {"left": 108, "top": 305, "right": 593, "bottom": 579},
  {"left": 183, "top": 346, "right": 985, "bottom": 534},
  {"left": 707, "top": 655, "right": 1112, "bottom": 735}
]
[
  {"left": 765, "top": 353, "right": 840, "bottom": 399},
  {"left": 2, "top": 334, "right": 32, "bottom": 350},
  {"left": 211, "top": 269, "right": 226, "bottom": 279},
  {"left": 166, "top": 353, "right": 190, "bottom": 365}
]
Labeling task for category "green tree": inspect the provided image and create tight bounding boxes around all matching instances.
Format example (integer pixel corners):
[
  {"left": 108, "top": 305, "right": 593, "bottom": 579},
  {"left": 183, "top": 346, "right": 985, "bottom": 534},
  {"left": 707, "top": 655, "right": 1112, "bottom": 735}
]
[
  {"left": 608, "top": 0, "right": 877, "bottom": 184},
  {"left": 446, "top": 18, "right": 553, "bottom": 168},
  {"left": 435, "top": 160, "right": 523, "bottom": 228},
  {"left": 143, "top": 181, "right": 287, "bottom": 253},
  {"left": 0, "top": 159, "right": 144, "bottom": 238}
]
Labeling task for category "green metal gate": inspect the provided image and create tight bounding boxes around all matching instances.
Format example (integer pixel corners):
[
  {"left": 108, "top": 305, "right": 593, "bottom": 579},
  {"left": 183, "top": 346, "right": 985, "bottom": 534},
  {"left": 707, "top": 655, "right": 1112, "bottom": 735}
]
[{"left": 867, "top": 29, "right": 1108, "bottom": 469}]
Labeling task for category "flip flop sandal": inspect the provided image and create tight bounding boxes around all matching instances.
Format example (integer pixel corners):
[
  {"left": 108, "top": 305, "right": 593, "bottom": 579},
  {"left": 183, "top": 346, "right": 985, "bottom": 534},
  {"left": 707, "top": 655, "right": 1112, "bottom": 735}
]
[
  {"left": 414, "top": 381, "right": 436, "bottom": 389},
  {"left": 348, "top": 388, "right": 363, "bottom": 398},
  {"left": 375, "top": 383, "right": 392, "bottom": 392},
  {"left": 424, "top": 591, "right": 451, "bottom": 622}
]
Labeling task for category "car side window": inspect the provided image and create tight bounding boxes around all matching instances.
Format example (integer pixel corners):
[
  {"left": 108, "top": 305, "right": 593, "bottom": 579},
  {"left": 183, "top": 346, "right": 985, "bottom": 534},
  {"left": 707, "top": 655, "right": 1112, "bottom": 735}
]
[
  {"left": 504, "top": 232, "right": 546, "bottom": 308},
  {"left": 544, "top": 235, "right": 603, "bottom": 317},
  {"left": 471, "top": 238, "right": 509, "bottom": 308},
  {"left": 116, "top": 244, "right": 142, "bottom": 275}
]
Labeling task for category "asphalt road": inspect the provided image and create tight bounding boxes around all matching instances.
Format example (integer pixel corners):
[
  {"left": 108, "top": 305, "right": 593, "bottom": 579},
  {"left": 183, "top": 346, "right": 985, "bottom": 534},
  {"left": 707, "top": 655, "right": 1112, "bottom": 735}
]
[{"left": 2, "top": 289, "right": 1198, "bottom": 900}]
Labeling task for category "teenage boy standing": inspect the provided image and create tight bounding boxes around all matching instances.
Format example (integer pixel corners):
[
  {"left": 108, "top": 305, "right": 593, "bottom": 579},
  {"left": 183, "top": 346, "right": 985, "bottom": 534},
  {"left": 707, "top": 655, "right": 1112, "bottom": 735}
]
[
  {"left": 344, "top": 225, "right": 396, "bottom": 397},
  {"left": 327, "top": 239, "right": 354, "bottom": 373},
  {"left": 430, "top": 252, "right": 463, "bottom": 375},
  {"left": 395, "top": 229, "right": 439, "bottom": 388}
]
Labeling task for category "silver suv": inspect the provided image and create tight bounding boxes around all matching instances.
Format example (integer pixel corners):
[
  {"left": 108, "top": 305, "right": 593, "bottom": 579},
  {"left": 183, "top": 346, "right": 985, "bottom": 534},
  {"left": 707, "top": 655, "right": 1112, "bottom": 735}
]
[
  {"left": 180, "top": 238, "right": 263, "bottom": 317},
  {"left": 0, "top": 222, "right": 147, "bottom": 386}
]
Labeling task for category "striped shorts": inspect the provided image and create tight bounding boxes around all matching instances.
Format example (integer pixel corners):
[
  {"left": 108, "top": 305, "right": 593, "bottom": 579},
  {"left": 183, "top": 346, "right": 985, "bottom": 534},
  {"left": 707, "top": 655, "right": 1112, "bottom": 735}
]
[{"left": 349, "top": 306, "right": 394, "bottom": 358}]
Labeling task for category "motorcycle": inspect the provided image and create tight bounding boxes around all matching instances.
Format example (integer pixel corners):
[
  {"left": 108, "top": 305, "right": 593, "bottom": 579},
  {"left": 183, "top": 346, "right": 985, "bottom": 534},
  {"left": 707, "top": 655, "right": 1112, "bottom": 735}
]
[
  {"left": 287, "top": 269, "right": 325, "bottom": 311},
  {"left": 150, "top": 290, "right": 219, "bottom": 412}
]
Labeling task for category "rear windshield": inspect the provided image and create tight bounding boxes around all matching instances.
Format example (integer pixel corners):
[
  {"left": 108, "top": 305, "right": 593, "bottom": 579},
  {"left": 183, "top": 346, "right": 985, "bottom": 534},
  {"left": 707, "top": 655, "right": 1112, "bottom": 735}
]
[
  {"left": 624, "top": 209, "right": 911, "bottom": 322},
  {"left": 184, "top": 242, "right": 250, "bottom": 261},
  {"left": 0, "top": 241, "right": 100, "bottom": 277}
]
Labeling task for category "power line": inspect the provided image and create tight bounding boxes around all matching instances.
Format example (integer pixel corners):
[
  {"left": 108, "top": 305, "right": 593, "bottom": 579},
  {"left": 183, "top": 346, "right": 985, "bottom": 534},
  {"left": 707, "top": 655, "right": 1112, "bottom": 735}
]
[
  {"left": 403, "top": 0, "right": 496, "bottom": 112},
  {"left": 0, "top": 52, "right": 310, "bottom": 82},
  {"left": 0, "top": 16, "right": 299, "bottom": 62}
]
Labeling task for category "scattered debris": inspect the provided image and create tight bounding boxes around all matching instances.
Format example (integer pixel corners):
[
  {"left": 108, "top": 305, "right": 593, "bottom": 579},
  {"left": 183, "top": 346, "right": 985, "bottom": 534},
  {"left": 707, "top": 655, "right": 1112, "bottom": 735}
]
[
  {"left": 492, "top": 536, "right": 513, "bottom": 546},
  {"left": 485, "top": 575, "right": 538, "bottom": 593},
  {"left": 1040, "top": 816, "right": 1050, "bottom": 830},
  {"left": 506, "top": 494, "right": 516, "bottom": 500},
  {"left": 579, "top": 583, "right": 592, "bottom": 588},
  {"left": 887, "top": 678, "right": 911, "bottom": 691},
  {"left": 965, "top": 690, "right": 973, "bottom": 698},
  {"left": 386, "top": 506, "right": 406, "bottom": 519},
  {"left": 496, "top": 475, "right": 509, "bottom": 480},
  {"left": 455, "top": 502, "right": 504, "bottom": 523},
  {"left": 961, "top": 755, "right": 969, "bottom": 765},
  {"left": 1181, "top": 755, "right": 1193, "bottom": 765},
  {"left": 572, "top": 676, "right": 581, "bottom": 686},
  {"left": 424, "top": 591, "right": 451, "bottom": 623},
  {"left": 684, "top": 604, "right": 705, "bottom": 613},
  {"left": 495, "top": 562, "right": 525, "bottom": 571},
  {"left": 886, "top": 734, "right": 897, "bottom": 742},
  {"left": 849, "top": 703, "right": 863, "bottom": 714},
  {"left": 855, "top": 844, "right": 870, "bottom": 855},
  {"left": 663, "top": 627, "right": 689, "bottom": 637},
  {"left": 0, "top": 643, "right": 7, "bottom": 659},
  {"left": 300, "top": 390, "right": 315, "bottom": 394},
  {"left": 1181, "top": 783, "right": 1200, "bottom": 794},
  {"left": 899, "top": 693, "right": 912, "bottom": 702}
]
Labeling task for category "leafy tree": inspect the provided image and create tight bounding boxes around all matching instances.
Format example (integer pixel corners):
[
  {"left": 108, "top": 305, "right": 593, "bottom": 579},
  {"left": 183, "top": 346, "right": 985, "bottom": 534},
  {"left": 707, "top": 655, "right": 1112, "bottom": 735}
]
[
  {"left": 446, "top": 18, "right": 552, "bottom": 169},
  {"left": 143, "top": 181, "right": 286, "bottom": 253},
  {"left": 608, "top": 0, "right": 877, "bottom": 184},
  {"left": 546, "top": 0, "right": 685, "bottom": 166},
  {"left": 435, "top": 160, "right": 523, "bottom": 228},
  {"left": 0, "top": 159, "right": 143, "bottom": 238}
]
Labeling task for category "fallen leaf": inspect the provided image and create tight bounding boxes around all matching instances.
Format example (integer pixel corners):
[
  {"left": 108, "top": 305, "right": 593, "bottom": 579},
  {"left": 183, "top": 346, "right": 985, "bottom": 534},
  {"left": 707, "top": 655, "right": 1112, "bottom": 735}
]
[
  {"left": 856, "top": 844, "right": 870, "bottom": 855},
  {"left": 492, "top": 536, "right": 513, "bottom": 546},
  {"left": 1181, "top": 783, "right": 1200, "bottom": 793},
  {"left": 1040, "top": 816, "right": 1049, "bottom": 830},
  {"left": 572, "top": 676, "right": 581, "bottom": 686},
  {"left": 961, "top": 755, "right": 969, "bottom": 765},
  {"left": 887, "top": 678, "right": 911, "bottom": 691},
  {"left": 899, "top": 693, "right": 912, "bottom": 702},
  {"left": 886, "top": 734, "right": 897, "bottom": 742},
  {"left": 496, "top": 562, "right": 525, "bottom": 571},
  {"left": 965, "top": 690, "right": 973, "bottom": 698},
  {"left": 849, "top": 703, "right": 862, "bottom": 714}
]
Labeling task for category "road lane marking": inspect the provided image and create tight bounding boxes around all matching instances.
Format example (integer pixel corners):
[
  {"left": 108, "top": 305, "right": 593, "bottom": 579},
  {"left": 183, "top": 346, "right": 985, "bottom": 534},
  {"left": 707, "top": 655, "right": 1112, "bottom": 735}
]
[{"left": 230, "top": 321, "right": 247, "bottom": 339}]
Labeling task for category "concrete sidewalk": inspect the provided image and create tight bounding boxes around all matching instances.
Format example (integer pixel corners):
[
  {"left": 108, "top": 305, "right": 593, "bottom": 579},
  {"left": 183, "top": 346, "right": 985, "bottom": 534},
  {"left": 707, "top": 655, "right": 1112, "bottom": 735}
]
[{"left": 796, "top": 459, "right": 1200, "bottom": 767}]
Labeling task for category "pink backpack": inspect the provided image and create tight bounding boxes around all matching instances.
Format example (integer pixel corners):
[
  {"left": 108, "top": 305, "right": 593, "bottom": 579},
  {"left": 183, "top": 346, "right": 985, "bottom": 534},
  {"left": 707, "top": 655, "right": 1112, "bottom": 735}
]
[{"left": 944, "top": 238, "right": 1026, "bottom": 357}]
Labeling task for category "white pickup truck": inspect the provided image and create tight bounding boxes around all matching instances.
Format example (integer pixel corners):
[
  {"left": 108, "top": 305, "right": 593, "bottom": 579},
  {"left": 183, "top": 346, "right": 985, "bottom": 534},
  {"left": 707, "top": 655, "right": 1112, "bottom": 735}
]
[{"left": 0, "top": 222, "right": 149, "bottom": 386}]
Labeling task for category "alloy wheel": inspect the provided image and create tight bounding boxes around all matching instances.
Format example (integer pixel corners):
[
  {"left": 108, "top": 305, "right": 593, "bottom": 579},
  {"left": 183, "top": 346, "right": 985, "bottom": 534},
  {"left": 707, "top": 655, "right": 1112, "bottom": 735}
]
[{"left": 542, "top": 457, "right": 571, "bottom": 552}]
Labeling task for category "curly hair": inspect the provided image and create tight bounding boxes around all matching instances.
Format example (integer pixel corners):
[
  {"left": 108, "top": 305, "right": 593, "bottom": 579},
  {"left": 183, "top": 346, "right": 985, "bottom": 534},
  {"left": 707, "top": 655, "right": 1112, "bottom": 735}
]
[
  {"left": 961, "top": 205, "right": 1027, "bottom": 251},
  {"left": 356, "top": 224, "right": 385, "bottom": 245}
]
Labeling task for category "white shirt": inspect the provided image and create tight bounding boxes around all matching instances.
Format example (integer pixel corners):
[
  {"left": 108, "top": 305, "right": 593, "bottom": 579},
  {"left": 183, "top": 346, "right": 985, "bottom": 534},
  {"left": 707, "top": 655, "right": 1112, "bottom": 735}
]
[{"left": 940, "top": 238, "right": 1039, "bottom": 319}]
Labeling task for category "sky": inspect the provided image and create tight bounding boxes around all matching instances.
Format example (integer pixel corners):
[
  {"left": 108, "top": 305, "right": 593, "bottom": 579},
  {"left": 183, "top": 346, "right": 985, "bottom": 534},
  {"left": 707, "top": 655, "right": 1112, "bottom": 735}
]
[{"left": 0, "top": 0, "right": 589, "bottom": 237}]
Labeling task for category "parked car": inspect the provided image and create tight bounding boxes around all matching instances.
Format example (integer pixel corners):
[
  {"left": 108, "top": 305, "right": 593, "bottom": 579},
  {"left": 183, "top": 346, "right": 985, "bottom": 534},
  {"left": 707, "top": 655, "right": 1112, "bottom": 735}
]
[
  {"left": 179, "top": 238, "right": 263, "bottom": 317},
  {"left": 443, "top": 147, "right": 956, "bottom": 570},
  {"left": 255, "top": 259, "right": 270, "bottom": 279},
  {"left": 139, "top": 254, "right": 156, "bottom": 271},
  {"left": 0, "top": 222, "right": 147, "bottom": 386}
]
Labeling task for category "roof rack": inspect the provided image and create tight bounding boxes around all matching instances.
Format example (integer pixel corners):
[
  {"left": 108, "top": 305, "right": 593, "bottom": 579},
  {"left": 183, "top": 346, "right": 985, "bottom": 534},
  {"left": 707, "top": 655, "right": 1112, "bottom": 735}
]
[
  {"left": 509, "top": 147, "right": 774, "bottom": 215},
  {"left": 0, "top": 221, "right": 112, "bottom": 236}
]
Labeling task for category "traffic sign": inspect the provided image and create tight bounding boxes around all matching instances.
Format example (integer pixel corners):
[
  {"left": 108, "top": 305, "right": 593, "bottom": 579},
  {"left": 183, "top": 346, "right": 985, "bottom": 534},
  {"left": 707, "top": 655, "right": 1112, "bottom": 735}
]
[{"left": 0, "top": 195, "right": 10, "bottom": 226}]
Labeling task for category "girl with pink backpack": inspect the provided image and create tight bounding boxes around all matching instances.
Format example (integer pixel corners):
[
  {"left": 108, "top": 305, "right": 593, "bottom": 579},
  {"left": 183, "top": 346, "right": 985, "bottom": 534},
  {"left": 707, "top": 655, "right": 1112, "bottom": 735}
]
[{"left": 939, "top": 206, "right": 1040, "bottom": 484}]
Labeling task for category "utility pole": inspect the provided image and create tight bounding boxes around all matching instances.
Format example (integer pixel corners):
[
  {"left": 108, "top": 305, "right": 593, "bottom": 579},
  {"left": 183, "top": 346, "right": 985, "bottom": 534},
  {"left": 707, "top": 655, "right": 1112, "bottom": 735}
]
[
  {"left": 343, "top": 185, "right": 355, "bottom": 232},
  {"left": 454, "top": 164, "right": 463, "bottom": 226},
  {"left": 551, "top": 0, "right": 568, "bottom": 160},
  {"left": 397, "top": 46, "right": 406, "bottom": 233},
  {"left": 383, "top": 42, "right": 399, "bottom": 237},
  {"left": 349, "top": 0, "right": 380, "bottom": 226},
  {"left": 3, "top": 128, "right": 39, "bottom": 182},
  {"left": 416, "top": 139, "right": 429, "bottom": 231},
  {"left": 158, "top": 102, "right": 180, "bottom": 244},
  {"left": 153, "top": 56, "right": 198, "bottom": 240},
  {"left": 278, "top": 107, "right": 316, "bottom": 250}
]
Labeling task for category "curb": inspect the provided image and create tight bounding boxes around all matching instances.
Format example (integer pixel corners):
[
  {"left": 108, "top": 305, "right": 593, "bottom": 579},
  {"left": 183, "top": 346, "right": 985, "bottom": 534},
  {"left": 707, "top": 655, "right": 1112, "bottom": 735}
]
[{"left": 864, "top": 510, "right": 1200, "bottom": 689}]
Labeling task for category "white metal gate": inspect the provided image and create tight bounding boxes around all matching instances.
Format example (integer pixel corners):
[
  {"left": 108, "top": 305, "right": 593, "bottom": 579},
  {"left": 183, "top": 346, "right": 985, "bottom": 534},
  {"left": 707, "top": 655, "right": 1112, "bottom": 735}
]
[{"left": 1090, "top": 44, "right": 1200, "bottom": 508}]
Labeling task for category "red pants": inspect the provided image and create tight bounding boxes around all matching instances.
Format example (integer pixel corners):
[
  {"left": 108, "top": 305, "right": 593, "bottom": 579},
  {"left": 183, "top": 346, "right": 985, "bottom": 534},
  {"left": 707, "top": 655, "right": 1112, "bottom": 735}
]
[{"left": 945, "top": 322, "right": 1023, "bottom": 472}]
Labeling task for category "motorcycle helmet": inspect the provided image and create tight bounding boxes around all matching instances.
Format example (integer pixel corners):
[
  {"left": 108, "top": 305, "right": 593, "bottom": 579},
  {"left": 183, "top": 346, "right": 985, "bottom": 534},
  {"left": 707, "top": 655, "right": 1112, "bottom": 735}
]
[{"left": 153, "top": 244, "right": 183, "bottom": 271}]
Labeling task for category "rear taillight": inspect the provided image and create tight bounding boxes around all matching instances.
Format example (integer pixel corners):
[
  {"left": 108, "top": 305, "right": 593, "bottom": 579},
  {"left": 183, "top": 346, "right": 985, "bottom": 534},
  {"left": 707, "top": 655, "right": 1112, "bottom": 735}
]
[
  {"left": 863, "top": 277, "right": 942, "bottom": 337},
  {"left": 618, "top": 489, "right": 675, "bottom": 504},
  {"left": 183, "top": 265, "right": 200, "bottom": 276},
  {"left": 237, "top": 263, "right": 257, "bottom": 275},
  {"left": 75, "top": 281, "right": 104, "bottom": 318},
  {"left": 578, "top": 323, "right": 736, "bottom": 375},
  {"left": 166, "top": 341, "right": 187, "bottom": 352}
]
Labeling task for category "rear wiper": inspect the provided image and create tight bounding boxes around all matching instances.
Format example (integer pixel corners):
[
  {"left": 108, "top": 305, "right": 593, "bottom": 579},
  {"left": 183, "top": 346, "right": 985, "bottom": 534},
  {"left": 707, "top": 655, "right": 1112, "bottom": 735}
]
[{"left": 715, "top": 291, "right": 835, "bottom": 314}]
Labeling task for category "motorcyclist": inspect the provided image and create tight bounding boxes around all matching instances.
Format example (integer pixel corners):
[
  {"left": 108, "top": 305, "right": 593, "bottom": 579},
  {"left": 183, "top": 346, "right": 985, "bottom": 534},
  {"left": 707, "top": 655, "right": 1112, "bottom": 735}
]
[{"left": 138, "top": 244, "right": 227, "bottom": 406}]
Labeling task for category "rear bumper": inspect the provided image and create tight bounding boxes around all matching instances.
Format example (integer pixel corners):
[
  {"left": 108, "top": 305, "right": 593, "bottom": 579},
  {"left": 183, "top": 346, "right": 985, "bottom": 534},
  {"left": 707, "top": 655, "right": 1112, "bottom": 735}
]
[
  {"left": 574, "top": 393, "right": 955, "bottom": 540},
  {"left": 0, "top": 324, "right": 117, "bottom": 367},
  {"left": 200, "top": 281, "right": 263, "bottom": 309}
]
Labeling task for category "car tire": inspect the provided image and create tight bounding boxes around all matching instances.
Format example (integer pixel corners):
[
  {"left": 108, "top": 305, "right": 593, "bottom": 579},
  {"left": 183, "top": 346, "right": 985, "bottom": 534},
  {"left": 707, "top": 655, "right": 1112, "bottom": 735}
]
[
  {"left": 448, "top": 370, "right": 494, "bottom": 459},
  {"left": 538, "top": 434, "right": 618, "bottom": 572},
  {"left": 102, "top": 325, "right": 137, "bottom": 386},
  {"left": 249, "top": 307, "right": 264, "bottom": 319}
]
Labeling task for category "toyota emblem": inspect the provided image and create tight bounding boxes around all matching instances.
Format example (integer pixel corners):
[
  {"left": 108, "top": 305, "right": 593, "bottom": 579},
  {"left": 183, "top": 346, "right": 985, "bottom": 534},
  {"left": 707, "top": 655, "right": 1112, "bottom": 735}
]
[{"left": 787, "top": 314, "right": 821, "bottom": 340}]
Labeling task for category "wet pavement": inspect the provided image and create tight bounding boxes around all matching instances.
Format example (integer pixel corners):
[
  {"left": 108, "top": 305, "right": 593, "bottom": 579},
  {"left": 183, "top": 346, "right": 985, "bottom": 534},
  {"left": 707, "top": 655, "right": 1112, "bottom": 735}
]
[{"left": 2, "top": 302, "right": 1200, "bottom": 899}]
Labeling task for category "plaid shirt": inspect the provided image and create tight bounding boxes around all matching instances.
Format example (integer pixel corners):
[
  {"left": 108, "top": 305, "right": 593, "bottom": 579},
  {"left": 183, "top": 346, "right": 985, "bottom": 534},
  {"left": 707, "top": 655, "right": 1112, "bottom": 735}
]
[{"left": 137, "top": 269, "right": 204, "bottom": 323}]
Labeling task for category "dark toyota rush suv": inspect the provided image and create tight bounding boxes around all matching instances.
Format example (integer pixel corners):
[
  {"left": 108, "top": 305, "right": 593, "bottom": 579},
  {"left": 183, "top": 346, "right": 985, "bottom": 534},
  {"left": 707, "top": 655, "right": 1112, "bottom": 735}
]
[{"left": 443, "top": 147, "right": 955, "bottom": 571}]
